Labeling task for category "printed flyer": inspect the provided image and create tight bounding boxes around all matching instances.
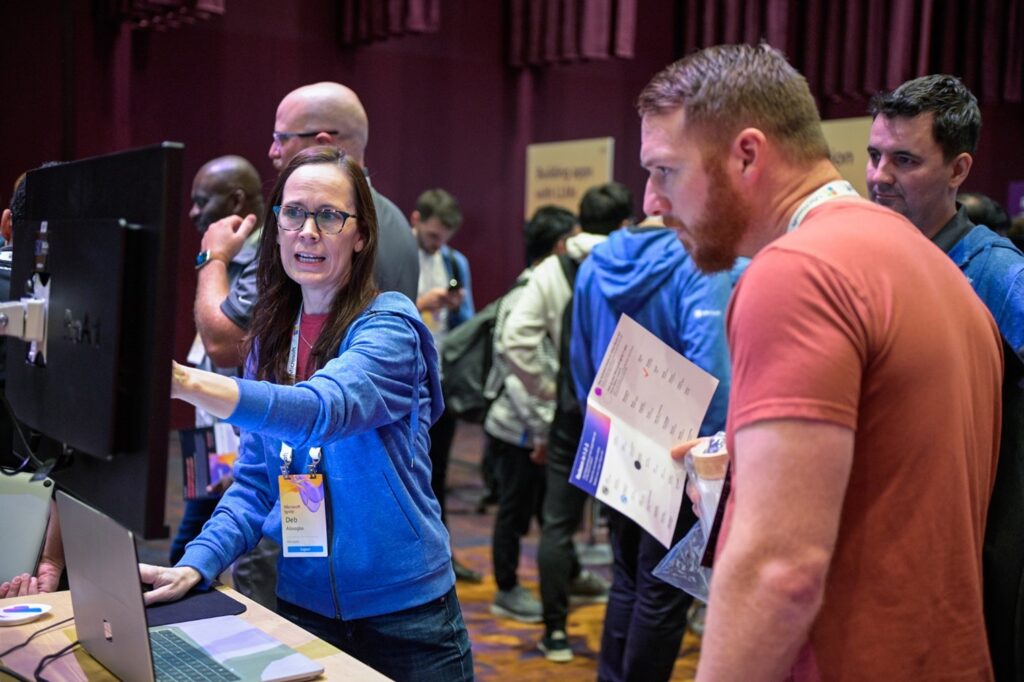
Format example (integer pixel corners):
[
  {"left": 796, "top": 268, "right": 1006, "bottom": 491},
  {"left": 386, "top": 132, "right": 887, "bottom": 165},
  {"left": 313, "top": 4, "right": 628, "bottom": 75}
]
[{"left": 570, "top": 314, "right": 718, "bottom": 547}]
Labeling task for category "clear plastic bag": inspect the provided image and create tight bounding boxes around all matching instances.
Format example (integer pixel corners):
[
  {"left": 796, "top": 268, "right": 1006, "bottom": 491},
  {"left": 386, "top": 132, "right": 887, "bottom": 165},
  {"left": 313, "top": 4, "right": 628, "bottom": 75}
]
[
  {"left": 655, "top": 431, "right": 727, "bottom": 601},
  {"left": 653, "top": 520, "right": 713, "bottom": 602}
]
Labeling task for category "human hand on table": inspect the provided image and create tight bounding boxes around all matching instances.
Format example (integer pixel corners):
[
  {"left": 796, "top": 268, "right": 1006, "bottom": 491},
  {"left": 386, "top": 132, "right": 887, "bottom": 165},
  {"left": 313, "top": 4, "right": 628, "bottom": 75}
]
[
  {"left": 139, "top": 564, "right": 201, "bottom": 605},
  {"left": 0, "top": 559, "right": 63, "bottom": 598},
  {"left": 1, "top": 573, "right": 38, "bottom": 598}
]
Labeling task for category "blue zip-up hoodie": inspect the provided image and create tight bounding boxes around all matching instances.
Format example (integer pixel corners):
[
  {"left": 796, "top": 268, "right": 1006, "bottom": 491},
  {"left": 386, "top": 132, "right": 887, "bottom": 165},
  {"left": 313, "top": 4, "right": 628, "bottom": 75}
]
[
  {"left": 180, "top": 292, "right": 452, "bottom": 620},
  {"left": 571, "top": 227, "right": 737, "bottom": 435},
  {"left": 948, "top": 224, "right": 1024, "bottom": 361}
]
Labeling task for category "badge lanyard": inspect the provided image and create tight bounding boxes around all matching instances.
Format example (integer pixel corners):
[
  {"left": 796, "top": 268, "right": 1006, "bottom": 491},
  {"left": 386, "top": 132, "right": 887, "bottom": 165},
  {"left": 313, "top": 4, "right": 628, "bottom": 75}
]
[
  {"left": 277, "top": 310, "right": 329, "bottom": 559},
  {"left": 787, "top": 180, "right": 860, "bottom": 233},
  {"left": 280, "top": 310, "right": 322, "bottom": 477}
]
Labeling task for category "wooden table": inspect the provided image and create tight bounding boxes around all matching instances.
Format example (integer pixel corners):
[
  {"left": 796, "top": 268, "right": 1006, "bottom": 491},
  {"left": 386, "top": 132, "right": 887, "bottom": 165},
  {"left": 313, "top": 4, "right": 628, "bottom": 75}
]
[{"left": 0, "top": 587, "right": 391, "bottom": 681}]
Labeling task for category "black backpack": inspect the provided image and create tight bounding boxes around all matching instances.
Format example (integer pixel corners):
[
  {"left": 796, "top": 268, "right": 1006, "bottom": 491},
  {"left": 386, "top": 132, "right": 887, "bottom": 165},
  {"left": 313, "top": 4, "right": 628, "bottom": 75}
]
[
  {"left": 548, "top": 254, "right": 583, "bottom": 457},
  {"left": 441, "top": 280, "right": 526, "bottom": 423}
]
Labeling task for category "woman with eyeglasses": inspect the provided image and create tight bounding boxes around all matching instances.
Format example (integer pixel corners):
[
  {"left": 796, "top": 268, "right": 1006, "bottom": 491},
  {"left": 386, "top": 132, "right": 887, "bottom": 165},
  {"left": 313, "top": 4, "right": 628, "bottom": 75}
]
[{"left": 140, "top": 146, "right": 474, "bottom": 681}]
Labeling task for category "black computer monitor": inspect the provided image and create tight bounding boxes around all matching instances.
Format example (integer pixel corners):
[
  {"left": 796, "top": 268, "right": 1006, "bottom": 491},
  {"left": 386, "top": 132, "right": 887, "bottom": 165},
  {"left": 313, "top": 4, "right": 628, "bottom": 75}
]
[{"left": 6, "top": 143, "right": 183, "bottom": 539}]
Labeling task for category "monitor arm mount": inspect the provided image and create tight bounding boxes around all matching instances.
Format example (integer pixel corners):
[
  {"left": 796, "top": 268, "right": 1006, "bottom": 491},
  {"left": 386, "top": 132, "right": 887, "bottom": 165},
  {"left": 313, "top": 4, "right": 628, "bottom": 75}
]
[
  {"left": 0, "top": 286, "right": 59, "bottom": 479},
  {"left": 0, "top": 297, "right": 47, "bottom": 344}
]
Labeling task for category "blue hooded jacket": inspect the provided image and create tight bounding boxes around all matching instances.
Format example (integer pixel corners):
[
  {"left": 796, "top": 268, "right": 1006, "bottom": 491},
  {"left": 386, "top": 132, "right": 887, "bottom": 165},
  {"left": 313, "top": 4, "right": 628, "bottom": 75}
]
[
  {"left": 948, "top": 224, "right": 1024, "bottom": 362},
  {"left": 179, "top": 292, "right": 452, "bottom": 620},
  {"left": 571, "top": 228, "right": 736, "bottom": 436}
]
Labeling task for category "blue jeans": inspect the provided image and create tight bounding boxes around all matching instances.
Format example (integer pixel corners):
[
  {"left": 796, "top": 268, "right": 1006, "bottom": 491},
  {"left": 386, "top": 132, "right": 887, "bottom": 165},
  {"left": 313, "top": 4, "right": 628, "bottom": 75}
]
[
  {"left": 278, "top": 586, "right": 474, "bottom": 681},
  {"left": 598, "top": 509, "right": 693, "bottom": 682}
]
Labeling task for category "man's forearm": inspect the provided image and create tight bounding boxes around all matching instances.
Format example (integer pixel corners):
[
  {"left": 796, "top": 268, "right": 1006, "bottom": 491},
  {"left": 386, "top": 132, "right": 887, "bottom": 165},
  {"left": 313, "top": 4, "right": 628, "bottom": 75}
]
[
  {"left": 697, "top": 421, "right": 852, "bottom": 681},
  {"left": 697, "top": 541, "right": 827, "bottom": 681},
  {"left": 195, "top": 261, "right": 246, "bottom": 367}
]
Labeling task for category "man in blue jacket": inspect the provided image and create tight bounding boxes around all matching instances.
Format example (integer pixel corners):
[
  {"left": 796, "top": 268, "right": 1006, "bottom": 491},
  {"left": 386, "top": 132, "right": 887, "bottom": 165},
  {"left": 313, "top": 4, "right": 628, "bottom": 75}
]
[
  {"left": 570, "top": 213, "right": 736, "bottom": 681},
  {"left": 411, "top": 188, "right": 479, "bottom": 582},
  {"left": 867, "top": 74, "right": 1024, "bottom": 681}
]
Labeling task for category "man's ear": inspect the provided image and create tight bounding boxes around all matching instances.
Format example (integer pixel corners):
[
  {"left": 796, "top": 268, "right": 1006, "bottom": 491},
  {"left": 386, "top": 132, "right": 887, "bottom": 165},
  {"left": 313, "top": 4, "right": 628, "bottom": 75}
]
[
  {"left": 733, "top": 129, "right": 766, "bottom": 171},
  {"left": 1, "top": 209, "right": 12, "bottom": 244},
  {"left": 229, "top": 189, "right": 246, "bottom": 215},
  {"left": 315, "top": 131, "right": 335, "bottom": 146},
  {"left": 410, "top": 210, "right": 421, "bottom": 230},
  {"left": 950, "top": 152, "right": 973, "bottom": 190}
]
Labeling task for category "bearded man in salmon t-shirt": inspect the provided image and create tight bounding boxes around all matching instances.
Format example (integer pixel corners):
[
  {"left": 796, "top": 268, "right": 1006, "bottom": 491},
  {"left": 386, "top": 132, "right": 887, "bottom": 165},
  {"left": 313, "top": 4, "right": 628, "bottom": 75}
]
[{"left": 639, "top": 43, "right": 1002, "bottom": 681}]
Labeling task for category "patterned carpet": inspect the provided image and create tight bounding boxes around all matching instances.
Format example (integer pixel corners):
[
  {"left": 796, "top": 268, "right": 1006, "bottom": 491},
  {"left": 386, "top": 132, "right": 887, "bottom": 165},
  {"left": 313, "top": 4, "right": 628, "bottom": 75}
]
[
  {"left": 144, "top": 424, "right": 701, "bottom": 680},
  {"left": 444, "top": 424, "right": 701, "bottom": 681}
]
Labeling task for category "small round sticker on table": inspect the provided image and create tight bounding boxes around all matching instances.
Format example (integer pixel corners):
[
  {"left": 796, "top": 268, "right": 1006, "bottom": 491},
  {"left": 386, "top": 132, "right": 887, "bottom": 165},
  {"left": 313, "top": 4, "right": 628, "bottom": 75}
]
[{"left": 0, "top": 603, "right": 52, "bottom": 626}]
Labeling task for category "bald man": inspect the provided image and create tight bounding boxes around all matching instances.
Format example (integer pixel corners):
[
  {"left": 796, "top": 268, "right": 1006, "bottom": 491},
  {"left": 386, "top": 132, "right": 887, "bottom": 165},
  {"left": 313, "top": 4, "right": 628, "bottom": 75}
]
[{"left": 268, "top": 81, "right": 419, "bottom": 300}]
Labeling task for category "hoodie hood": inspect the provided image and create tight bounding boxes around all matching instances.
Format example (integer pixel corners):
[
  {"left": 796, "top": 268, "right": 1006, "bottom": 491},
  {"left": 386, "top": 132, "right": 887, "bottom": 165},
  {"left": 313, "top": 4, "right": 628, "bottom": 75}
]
[
  {"left": 947, "top": 224, "right": 1024, "bottom": 362},
  {"left": 588, "top": 227, "right": 686, "bottom": 315},
  {"left": 950, "top": 223, "right": 1024, "bottom": 265},
  {"left": 364, "top": 291, "right": 446, "bottom": 425},
  {"left": 565, "top": 231, "right": 607, "bottom": 261}
]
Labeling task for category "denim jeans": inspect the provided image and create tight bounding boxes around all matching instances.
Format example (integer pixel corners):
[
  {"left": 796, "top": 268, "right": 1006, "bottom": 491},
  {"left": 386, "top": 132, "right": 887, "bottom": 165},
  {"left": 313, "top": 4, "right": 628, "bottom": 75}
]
[
  {"left": 278, "top": 586, "right": 474, "bottom": 681},
  {"left": 598, "top": 508, "right": 694, "bottom": 682}
]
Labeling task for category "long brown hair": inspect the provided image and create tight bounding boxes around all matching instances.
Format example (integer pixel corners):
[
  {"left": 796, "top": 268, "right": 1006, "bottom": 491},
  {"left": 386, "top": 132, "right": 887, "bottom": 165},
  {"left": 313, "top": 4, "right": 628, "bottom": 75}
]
[{"left": 247, "top": 146, "right": 379, "bottom": 382}]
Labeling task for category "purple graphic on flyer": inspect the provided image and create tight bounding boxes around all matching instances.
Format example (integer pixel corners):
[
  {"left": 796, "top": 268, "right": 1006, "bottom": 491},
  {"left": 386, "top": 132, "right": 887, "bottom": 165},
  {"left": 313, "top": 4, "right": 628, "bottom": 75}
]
[{"left": 570, "top": 406, "right": 611, "bottom": 496}]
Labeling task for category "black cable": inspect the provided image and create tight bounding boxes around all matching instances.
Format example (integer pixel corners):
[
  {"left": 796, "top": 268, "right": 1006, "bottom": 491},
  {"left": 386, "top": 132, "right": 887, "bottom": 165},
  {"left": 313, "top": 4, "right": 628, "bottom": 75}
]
[
  {"left": 0, "top": 665, "right": 32, "bottom": 682},
  {"left": 0, "top": 463, "right": 28, "bottom": 476},
  {"left": 0, "top": 617, "right": 74, "bottom": 659},
  {"left": 0, "top": 392, "right": 43, "bottom": 475},
  {"left": 32, "top": 639, "right": 77, "bottom": 682}
]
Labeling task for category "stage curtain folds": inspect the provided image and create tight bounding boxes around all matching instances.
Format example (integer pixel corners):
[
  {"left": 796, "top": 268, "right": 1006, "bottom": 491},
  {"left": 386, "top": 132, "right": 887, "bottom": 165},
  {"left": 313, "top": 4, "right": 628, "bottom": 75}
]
[
  {"left": 337, "top": 0, "right": 442, "bottom": 46},
  {"left": 677, "top": 0, "right": 1023, "bottom": 104},
  {"left": 508, "top": 0, "right": 638, "bottom": 67}
]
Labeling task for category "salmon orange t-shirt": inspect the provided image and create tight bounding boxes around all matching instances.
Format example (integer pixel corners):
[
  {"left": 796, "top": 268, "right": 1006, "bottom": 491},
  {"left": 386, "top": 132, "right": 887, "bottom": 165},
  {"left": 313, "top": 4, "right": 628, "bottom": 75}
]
[{"left": 721, "top": 199, "right": 1002, "bottom": 681}]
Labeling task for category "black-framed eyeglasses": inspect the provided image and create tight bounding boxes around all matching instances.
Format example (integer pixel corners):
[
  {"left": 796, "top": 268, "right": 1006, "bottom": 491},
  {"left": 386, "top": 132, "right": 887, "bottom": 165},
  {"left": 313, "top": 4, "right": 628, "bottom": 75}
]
[
  {"left": 273, "top": 205, "right": 357, "bottom": 235},
  {"left": 271, "top": 130, "right": 340, "bottom": 145}
]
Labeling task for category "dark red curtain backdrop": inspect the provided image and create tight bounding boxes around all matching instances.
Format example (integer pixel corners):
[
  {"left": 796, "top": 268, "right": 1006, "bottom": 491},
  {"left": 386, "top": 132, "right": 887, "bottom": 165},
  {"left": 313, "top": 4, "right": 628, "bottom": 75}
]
[
  {"left": 507, "top": 0, "right": 638, "bottom": 66},
  {"left": 677, "top": 0, "right": 1023, "bottom": 104},
  {"left": 1, "top": 0, "right": 1021, "bottom": 427}
]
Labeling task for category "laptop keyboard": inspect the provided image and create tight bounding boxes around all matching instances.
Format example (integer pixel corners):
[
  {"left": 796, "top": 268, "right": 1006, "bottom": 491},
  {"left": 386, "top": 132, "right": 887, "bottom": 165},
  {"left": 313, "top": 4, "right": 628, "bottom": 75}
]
[{"left": 150, "top": 628, "right": 241, "bottom": 682}]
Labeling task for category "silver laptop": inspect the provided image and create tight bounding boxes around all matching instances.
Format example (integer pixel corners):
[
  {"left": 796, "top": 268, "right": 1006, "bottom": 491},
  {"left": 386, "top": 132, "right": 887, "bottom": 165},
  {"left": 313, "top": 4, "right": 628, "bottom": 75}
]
[{"left": 56, "top": 490, "right": 324, "bottom": 682}]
